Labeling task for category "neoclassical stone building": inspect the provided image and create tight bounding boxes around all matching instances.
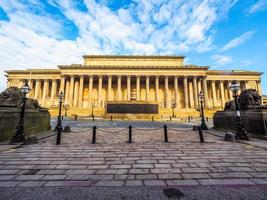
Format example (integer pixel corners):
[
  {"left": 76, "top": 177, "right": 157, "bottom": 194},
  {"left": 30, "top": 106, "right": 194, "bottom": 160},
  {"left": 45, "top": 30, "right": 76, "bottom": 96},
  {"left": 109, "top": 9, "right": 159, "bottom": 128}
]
[{"left": 6, "top": 55, "right": 263, "bottom": 118}]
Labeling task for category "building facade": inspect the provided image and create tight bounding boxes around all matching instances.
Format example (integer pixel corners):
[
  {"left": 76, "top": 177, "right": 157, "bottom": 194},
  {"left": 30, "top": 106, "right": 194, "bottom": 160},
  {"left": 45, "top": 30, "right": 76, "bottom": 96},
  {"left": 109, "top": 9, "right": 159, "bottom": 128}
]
[{"left": 5, "top": 55, "right": 263, "bottom": 117}]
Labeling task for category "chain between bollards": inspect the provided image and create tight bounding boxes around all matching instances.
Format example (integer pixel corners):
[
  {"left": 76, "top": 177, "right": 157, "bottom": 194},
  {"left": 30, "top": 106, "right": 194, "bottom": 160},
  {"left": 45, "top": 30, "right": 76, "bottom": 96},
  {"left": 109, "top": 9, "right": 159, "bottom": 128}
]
[
  {"left": 198, "top": 126, "right": 204, "bottom": 143},
  {"left": 128, "top": 125, "right": 132, "bottom": 143},
  {"left": 92, "top": 126, "right": 96, "bottom": 144},
  {"left": 164, "top": 124, "right": 168, "bottom": 142}
]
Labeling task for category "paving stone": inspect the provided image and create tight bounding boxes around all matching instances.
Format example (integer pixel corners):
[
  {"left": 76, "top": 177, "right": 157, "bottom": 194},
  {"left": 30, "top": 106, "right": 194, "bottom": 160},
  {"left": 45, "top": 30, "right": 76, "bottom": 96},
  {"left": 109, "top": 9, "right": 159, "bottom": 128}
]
[
  {"left": 158, "top": 174, "right": 182, "bottom": 179},
  {"left": 96, "top": 169, "right": 127, "bottom": 175},
  {"left": 209, "top": 172, "right": 252, "bottom": 178},
  {"left": 109, "top": 165, "right": 131, "bottom": 169},
  {"left": 0, "top": 175, "right": 16, "bottom": 180},
  {"left": 136, "top": 160, "right": 157, "bottom": 164},
  {"left": 144, "top": 180, "right": 166, "bottom": 186},
  {"left": 166, "top": 179, "right": 200, "bottom": 186},
  {"left": 65, "top": 170, "right": 96, "bottom": 175},
  {"left": 125, "top": 180, "right": 144, "bottom": 186},
  {"left": 14, "top": 175, "right": 44, "bottom": 181},
  {"left": 150, "top": 168, "right": 181, "bottom": 174},
  {"left": 182, "top": 173, "right": 210, "bottom": 179},
  {"left": 44, "top": 181, "right": 92, "bottom": 187},
  {"left": 129, "top": 169, "right": 149, "bottom": 174},
  {"left": 199, "top": 178, "right": 255, "bottom": 185},
  {"left": 0, "top": 181, "right": 22, "bottom": 187},
  {"left": 132, "top": 164, "right": 154, "bottom": 169},
  {"left": 95, "top": 180, "right": 124, "bottom": 187},
  {"left": 42, "top": 175, "right": 67, "bottom": 180},
  {"left": 0, "top": 170, "right": 20, "bottom": 175},
  {"left": 18, "top": 181, "right": 46, "bottom": 187},
  {"left": 36, "top": 169, "right": 66, "bottom": 175},
  {"left": 136, "top": 174, "right": 157, "bottom": 180},
  {"left": 249, "top": 178, "right": 267, "bottom": 185},
  {"left": 182, "top": 168, "right": 210, "bottom": 173},
  {"left": 114, "top": 174, "right": 135, "bottom": 180},
  {"left": 56, "top": 165, "right": 87, "bottom": 170},
  {"left": 154, "top": 164, "right": 171, "bottom": 168}
]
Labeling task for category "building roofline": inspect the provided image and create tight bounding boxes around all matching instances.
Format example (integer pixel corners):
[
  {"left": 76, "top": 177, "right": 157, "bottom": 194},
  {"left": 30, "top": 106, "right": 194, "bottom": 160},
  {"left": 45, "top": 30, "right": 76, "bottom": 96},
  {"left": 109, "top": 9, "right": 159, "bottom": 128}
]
[
  {"left": 208, "top": 70, "right": 263, "bottom": 75},
  {"left": 82, "top": 55, "right": 185, "bottom": 59}
]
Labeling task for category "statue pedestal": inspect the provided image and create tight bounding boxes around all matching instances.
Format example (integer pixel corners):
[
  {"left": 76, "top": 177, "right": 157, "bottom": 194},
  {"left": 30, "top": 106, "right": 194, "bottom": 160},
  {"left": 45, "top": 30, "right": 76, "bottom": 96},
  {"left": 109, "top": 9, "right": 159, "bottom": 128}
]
[{"left": 213, "top": 110, "right": 267, "bottom": 139}]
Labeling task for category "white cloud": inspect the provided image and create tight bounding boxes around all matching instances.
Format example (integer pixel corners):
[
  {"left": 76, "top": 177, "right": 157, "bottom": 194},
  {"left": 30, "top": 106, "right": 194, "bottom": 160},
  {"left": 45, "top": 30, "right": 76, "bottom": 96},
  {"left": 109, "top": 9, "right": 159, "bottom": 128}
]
[
  {"left": 212, "top": 55, "right": 232, "bottom": 65},
  {"left": 0, "top": 0, "right": 238, "bottom": 91},
  {"left": 221, "top": 31, "right": 254, "bottom": 52},
  {"left": 248, "top": 0, "right": 267, "bottom": 14}
]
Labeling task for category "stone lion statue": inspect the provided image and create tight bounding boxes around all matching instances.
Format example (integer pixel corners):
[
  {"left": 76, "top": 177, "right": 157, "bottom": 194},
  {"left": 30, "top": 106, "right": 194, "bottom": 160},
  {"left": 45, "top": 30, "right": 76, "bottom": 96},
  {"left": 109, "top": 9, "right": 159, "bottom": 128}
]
[
  {"left": 0, "top": 87, "right": 23, "bottom": 107},
  {"left": 0, "top": 86, "right": 45, "bottom": 109},
  {"left": 224, "top": 89, "right": 266, "bottom": 111}
]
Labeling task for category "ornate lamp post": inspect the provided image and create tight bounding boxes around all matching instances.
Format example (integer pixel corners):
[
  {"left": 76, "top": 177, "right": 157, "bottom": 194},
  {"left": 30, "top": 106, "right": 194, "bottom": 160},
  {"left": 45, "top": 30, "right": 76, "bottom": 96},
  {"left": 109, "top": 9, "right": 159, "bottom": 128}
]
[
  {"left": 56, "top": 92, "right": 64, "bottom": 145},
  {"left": 10, "top": 81, "right": 31, "bottom": 143},
  {"left": 229, "top": 80, "right": 249, "bottom": 140},
  {"left": 199, "top": 91, "right": 208, "bottom": 130}
]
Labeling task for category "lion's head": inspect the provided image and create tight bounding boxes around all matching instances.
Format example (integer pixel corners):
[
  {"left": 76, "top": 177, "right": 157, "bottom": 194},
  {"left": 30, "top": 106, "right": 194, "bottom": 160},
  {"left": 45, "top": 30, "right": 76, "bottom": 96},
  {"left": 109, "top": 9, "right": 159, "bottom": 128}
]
[
  {"left": 0, "top": 87, "right": 24, "bottom": 107},
  {"left": 239, "top": 89, "right": 261, "bottom": 110}
]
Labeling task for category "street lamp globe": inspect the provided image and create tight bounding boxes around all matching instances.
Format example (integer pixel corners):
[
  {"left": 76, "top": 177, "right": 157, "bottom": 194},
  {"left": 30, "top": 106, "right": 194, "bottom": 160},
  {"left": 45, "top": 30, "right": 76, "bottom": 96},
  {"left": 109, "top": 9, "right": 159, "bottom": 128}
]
[
  {"left": 59, "top": 91, "right": 64, "bottom": 103},
  {"left": 199, "top": 91, "right": 204, "bottom": 100},
  {"left": 229, "top": 81, "right": 240, "bottom": 93},
  {"left": 20, "top": 82, "right": 31, "bottom": 95}
]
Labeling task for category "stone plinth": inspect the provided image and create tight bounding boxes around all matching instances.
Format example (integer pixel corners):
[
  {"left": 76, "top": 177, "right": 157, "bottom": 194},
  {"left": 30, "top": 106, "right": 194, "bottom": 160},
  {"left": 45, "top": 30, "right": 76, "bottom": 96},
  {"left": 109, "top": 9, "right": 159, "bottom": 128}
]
[
  {"left": 0, "top": 106, "right": 50, "bottom": 142},
  {"left": 213, "top": 110, "right": 267, "bottom": 139},
  {"left": 106, "top": 101, "right": 159, "bottom": 114}
]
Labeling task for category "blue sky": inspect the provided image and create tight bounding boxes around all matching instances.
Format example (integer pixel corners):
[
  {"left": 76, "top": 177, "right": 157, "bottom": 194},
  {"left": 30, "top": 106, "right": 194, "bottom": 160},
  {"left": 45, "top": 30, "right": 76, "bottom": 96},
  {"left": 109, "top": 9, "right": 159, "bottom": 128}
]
[{"left": 0, "top": 0, "right": 266, "bottom": 94}]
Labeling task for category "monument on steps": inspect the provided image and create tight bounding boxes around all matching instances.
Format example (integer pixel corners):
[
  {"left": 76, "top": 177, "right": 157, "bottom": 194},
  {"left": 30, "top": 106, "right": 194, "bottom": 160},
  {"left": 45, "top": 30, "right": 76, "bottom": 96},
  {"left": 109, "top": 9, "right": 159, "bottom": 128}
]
[
  {"left": 214, "top": 89, "right": 267, "bottom": 139},
  {"left": 0, "top": 87, "right": 50, "bottom": 142}
]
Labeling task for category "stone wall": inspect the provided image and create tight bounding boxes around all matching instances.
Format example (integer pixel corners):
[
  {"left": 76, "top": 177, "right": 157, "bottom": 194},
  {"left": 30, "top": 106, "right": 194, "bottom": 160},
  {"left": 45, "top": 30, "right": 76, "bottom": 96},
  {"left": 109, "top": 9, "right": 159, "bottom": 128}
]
[
  {"left": 0, "top": 106, "right": 50, "bottom": 142},
  {"left": 213, "top": 110, "right": 267, "bottom": 139}
]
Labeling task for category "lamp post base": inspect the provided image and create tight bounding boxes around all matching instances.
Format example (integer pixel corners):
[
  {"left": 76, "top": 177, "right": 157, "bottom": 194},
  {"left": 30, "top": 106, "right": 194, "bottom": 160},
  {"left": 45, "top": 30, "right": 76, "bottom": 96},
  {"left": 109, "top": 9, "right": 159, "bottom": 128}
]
[
  {"left": 10, "top": 127, "right": 25, "bottom": 143},
  {"left": 201, "top": 123, "right": 208, "bottom": 130}
]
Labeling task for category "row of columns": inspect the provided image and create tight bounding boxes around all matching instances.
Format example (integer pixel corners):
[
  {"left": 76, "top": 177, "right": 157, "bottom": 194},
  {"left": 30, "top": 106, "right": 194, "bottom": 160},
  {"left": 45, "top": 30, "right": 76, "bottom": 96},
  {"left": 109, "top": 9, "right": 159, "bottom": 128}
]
[
  {"left": 23, "top": 76, "right": 255, "bottom": 109},
  {"left": 59, "top": 75, "right": 209, "bottom": 109}
]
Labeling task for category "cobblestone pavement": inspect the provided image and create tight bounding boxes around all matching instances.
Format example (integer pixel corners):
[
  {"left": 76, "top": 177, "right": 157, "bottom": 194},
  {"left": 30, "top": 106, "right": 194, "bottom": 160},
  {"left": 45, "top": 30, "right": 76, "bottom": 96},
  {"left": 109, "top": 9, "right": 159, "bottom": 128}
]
[{"left": 0, "top": 124, "right": 267, "bottom": 199}]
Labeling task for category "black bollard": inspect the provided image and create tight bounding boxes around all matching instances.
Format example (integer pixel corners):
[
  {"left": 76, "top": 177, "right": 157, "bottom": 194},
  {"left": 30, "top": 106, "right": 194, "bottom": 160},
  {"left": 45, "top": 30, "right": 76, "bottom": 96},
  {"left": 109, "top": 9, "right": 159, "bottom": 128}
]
[
  {"left": 206, "top": 117, "right": 209, "bottom": 122},
  {"left": 152, "top": 116, "right": 154, "bottom": 122},
  {"left": 111, "top": 115, "right": 113, "bottom": 121},
  {"left": 170, "top": 116, "right": 172, "bottom": 122},
  {"left": 128, "top": 125, "right": 132, "bottom": 143},
  {"left": 164, "top": 124, "right": 168, "bottom": 143},
  {"left": 188, "top": 116, "right": 190, "bottom": 122},
  {"left": 198, "top": 126, "right": 204, "bottom": 143},
  {"left": 61, "top": 116, "right": 63, "bottom": 120},
  {"left": 92, "top": 115, "right": 95, "bottom": 121},
  {"left": 56, "top": 126, "right": 62, "bottom": 145},
  {"left": 92, "top": 126, "right": 96, "bottom": 144}
]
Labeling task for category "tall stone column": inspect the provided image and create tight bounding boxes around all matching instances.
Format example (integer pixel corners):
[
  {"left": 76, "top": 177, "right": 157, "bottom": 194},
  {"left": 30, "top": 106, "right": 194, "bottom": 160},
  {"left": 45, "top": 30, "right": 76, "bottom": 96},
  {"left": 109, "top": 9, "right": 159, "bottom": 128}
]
[
  {"left": 42, "top": 80, "right": 48, "bottom": 106},
  {"left": 28, "top": 80, "right": 33, "bottom": 97},
  {"left": 127, "top": 76, "right": 131, "bottom": 101},
  {"left": 227, "top": 80, "right": 232, "bottom": 100},
  {"left": 98, "top": 76, "right": 103, "bottom": 107},
  {"left": 78, "top": 76, "right": 84, "bottom": 108},
  {"left": 211, "top": 80, "right": 217, "bottom": 108},
  {"left": 117, "top": 76, "right": 122, "bottom": 101},
  {"left": 34, "top": 80, "right": 40, "bottom": 99},
  {"left": 174, "top": 76, "right": 180, "bottom": 108},
  {"left": 136, "top": 76, "right": 140, "bottom": 101},
  {"left": 69, "top": 76, "right": 75, "bottom": 107},
  {"left": 183, "top": 77, "right": 189, "bottom": 109},
  {"left": 189, "top": 80, "right": 194, "bottom": 108},
  {"left": 88, "top": 76, "right": 93, "bottom": 108},
  {"left": 50, "top": 79, "right": 57, "bottom": 106},
  {"left": 165, "top": 76, "right": 170, "bottom": 108},
  {"left": 65, "top": 78, "right": 70, "bottom": 105},
  {"left": 193, "top": 77, "right": 198, "bottom": 108},
  {"left": 220, "top": 81, "right": 225, "bottom": 108},
  {"left": 108, "top": 76, "right": 112, "bottom": 101},
  {"left": 257, "top": 80, "right": 262, "bottom": 96},
  {"left": 59, "top": 76, "right": 65, "bottom": 94},
  {"left": 202, "top": 77, "right": 208, "bottom": 108},
  {"left": 155, "top": 76, "right": 159, "bottom": 102},
  {"left": 146, "top": 76, "right": 150, "bottom": 101},
  {"left": 73, "top": 78, "right": 79, "bottom": 108}
]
